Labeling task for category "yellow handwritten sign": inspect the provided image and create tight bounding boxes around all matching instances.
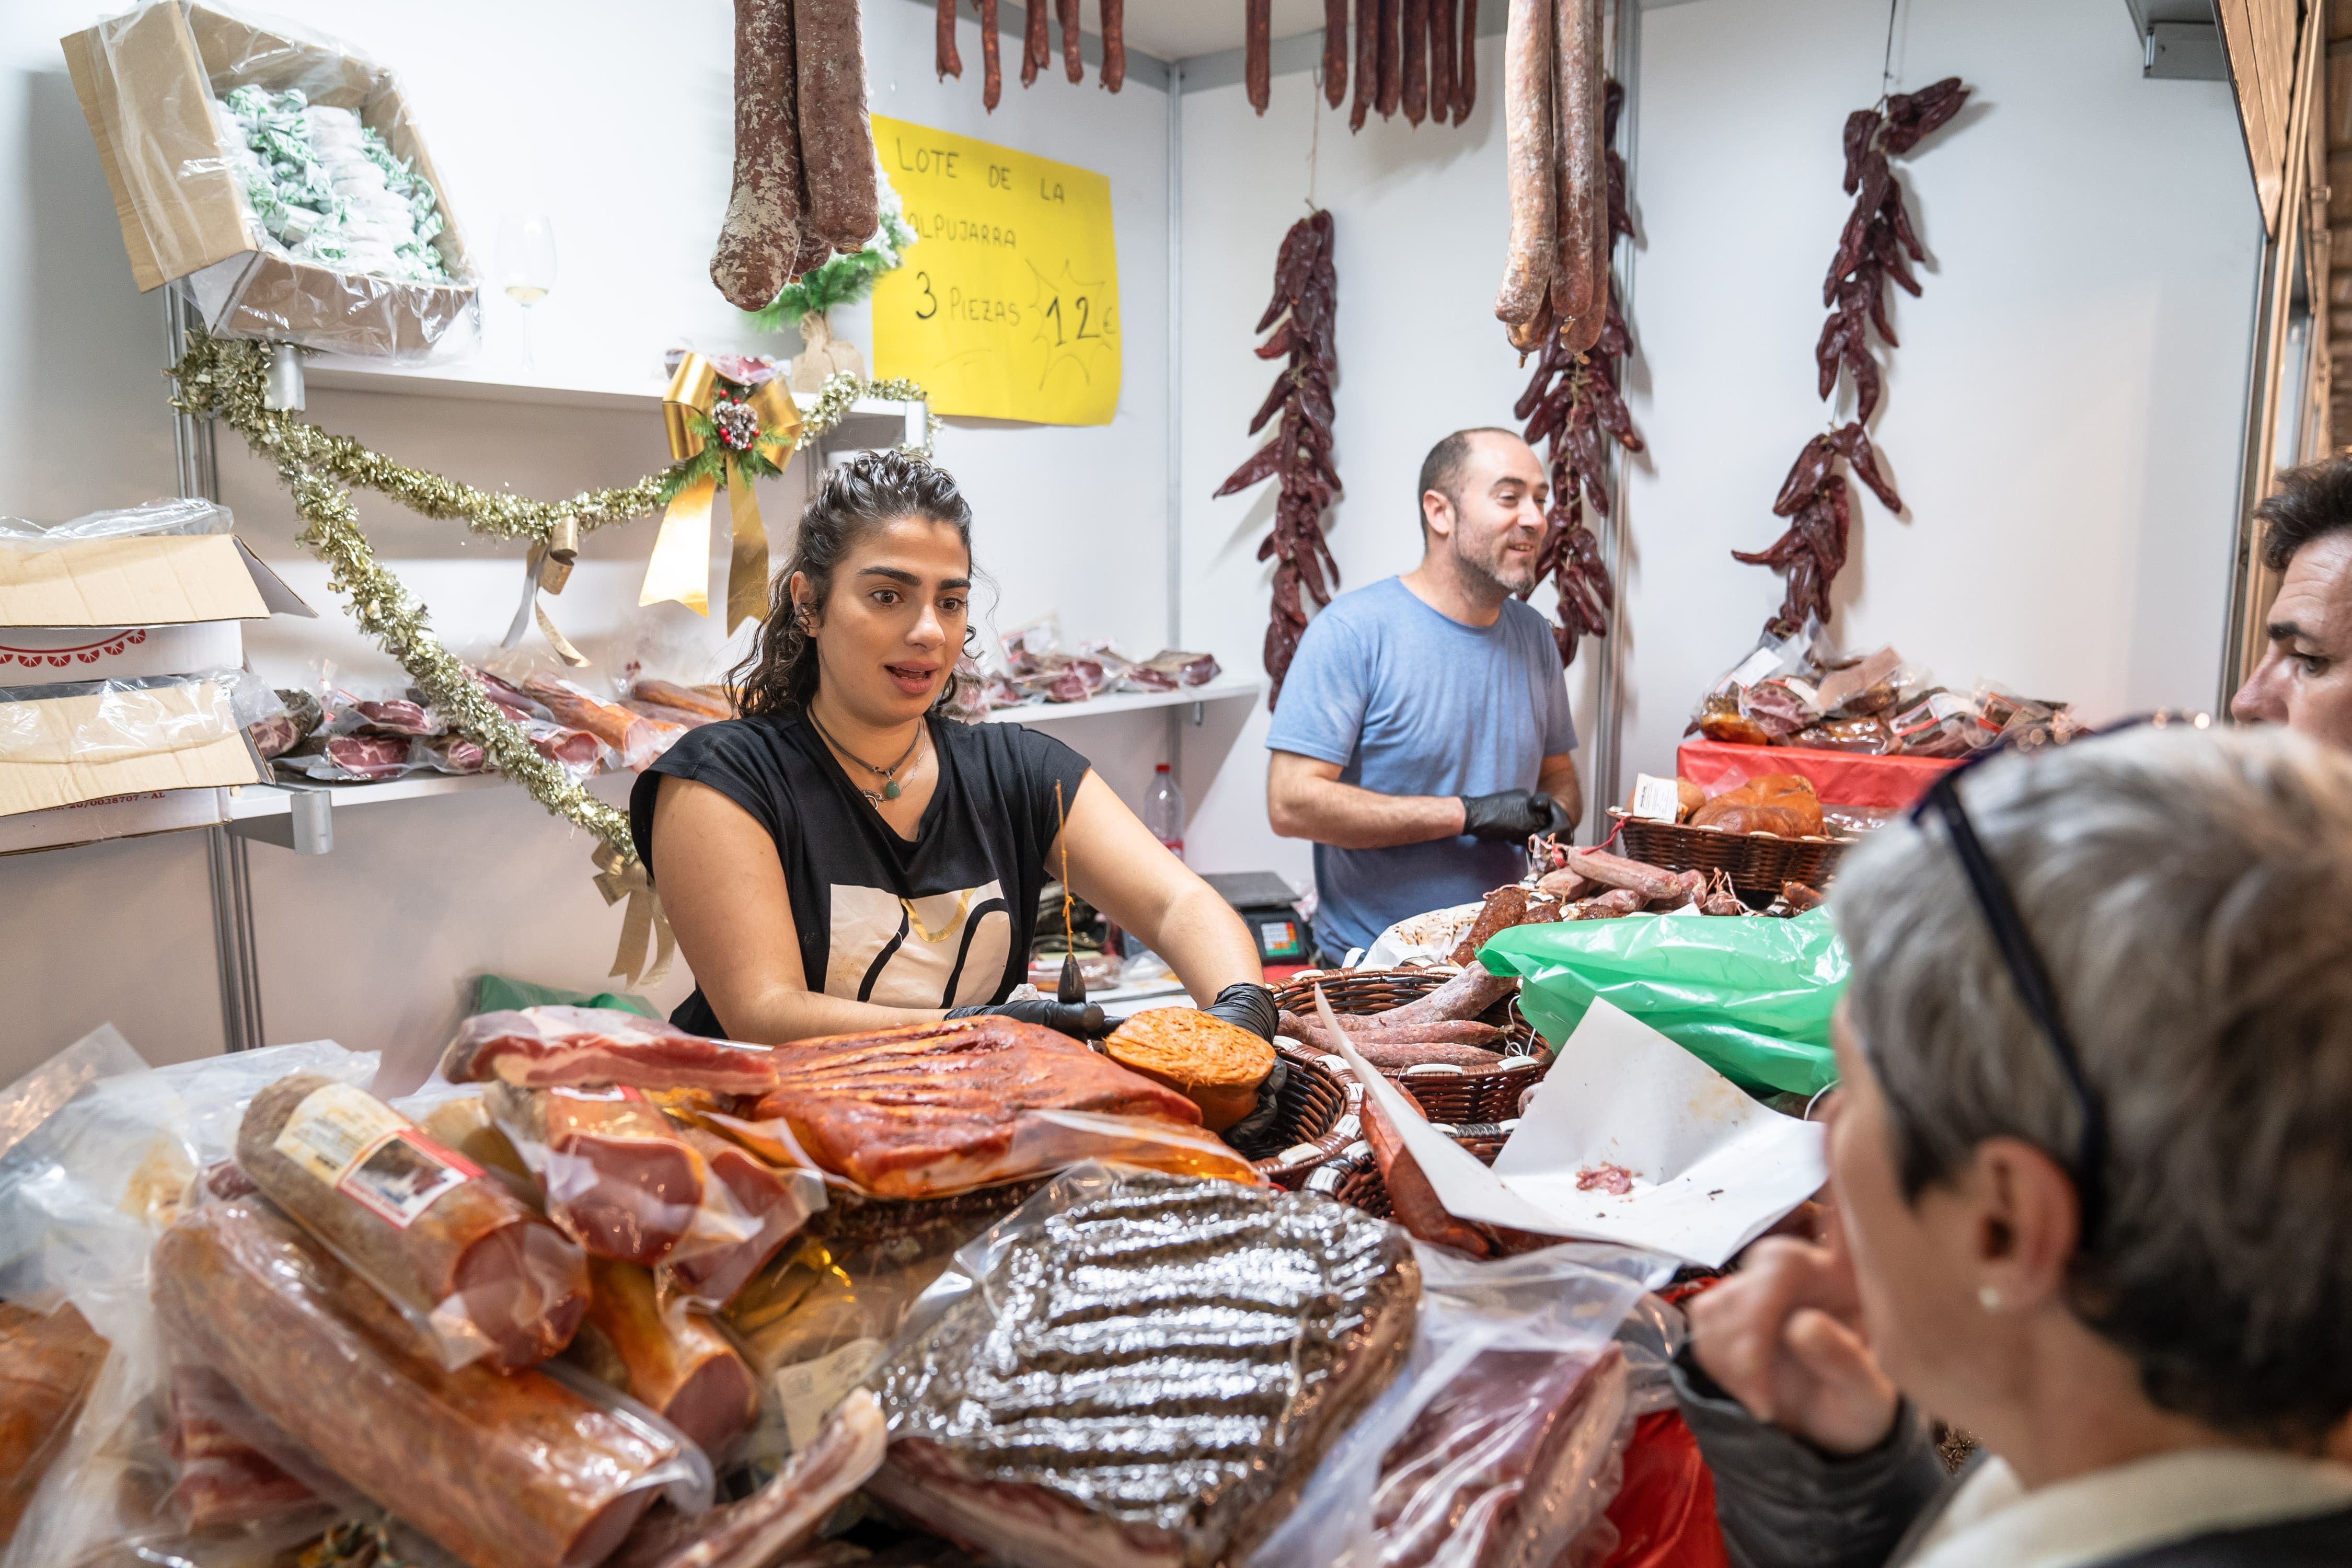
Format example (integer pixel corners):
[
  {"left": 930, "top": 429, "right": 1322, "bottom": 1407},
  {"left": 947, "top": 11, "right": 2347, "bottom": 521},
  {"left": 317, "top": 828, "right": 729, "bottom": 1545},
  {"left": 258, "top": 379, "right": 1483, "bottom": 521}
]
[{"left": 870, "top": 116, "right": 1120, "bottom": 426}]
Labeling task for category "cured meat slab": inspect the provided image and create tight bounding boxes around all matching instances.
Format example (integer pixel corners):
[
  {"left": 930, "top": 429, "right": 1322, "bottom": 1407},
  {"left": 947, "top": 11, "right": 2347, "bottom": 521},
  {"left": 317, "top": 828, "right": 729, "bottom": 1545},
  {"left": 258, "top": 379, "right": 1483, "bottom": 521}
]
[
  {"left": 871, "top": 1173, "right": 1420, "bottom": 1568},
  {"left": 153, "top": 1168, "right": 684, "bottom": 1568},
  {"left": 442, "top": 1006, "right": 780, "bottom": 1095},
  {"left": 0, "top": 1300, "right": 108, "bottom": 1546},
  {"left": 750, "top": 1017, "right": 1203, "bottom": 1197}
]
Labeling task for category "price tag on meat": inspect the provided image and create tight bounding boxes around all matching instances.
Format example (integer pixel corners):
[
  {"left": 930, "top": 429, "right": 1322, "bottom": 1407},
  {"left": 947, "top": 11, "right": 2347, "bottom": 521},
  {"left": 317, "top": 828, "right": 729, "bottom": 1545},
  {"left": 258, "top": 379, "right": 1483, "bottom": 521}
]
[{"left": 871, "top": 117, "right": 1120, "bottom": 425}]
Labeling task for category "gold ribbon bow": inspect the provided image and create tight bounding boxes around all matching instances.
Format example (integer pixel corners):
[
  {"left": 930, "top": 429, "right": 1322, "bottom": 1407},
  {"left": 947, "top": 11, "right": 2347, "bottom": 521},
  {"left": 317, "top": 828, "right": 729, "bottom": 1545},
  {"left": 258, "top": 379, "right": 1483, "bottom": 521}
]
[
  {"left": 593, "top": 840, "right": 676, "bottom": 989},
  {"left": 639, "top": 353, "right": 803, "bottom": 632}
]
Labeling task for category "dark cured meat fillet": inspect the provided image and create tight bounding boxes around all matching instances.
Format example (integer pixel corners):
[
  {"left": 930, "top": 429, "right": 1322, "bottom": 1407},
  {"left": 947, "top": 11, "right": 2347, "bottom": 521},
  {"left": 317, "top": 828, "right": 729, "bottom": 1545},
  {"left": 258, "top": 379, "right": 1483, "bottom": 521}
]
[
  {"left": 441, "top": 1006, "right": 780, "bottom": 1094},
  {"left": 871, "top": 1173, "right": 1420, "bottom": 1568}
]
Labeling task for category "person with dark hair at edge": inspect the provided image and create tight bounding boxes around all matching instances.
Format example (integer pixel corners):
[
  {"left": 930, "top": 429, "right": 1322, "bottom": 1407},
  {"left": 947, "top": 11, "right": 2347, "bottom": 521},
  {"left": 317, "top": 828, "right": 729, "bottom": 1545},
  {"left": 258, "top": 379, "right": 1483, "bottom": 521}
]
[
  {"left": 1265, "top": 427, "right": 1583, "bottom": 962},
  {"left": 632, "top": 450, "right": 1276, "bottom": 1046},
  {"left": 2232, "top": 456, "right": 2352, "bottom": 747}
]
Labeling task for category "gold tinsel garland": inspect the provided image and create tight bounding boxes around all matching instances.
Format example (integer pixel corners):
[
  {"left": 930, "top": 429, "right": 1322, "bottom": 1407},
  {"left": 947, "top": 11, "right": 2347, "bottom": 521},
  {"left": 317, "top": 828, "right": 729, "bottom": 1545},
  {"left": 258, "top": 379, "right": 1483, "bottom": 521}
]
[{"left": 169, "top": 327, "right": 936, "bottom": 868}]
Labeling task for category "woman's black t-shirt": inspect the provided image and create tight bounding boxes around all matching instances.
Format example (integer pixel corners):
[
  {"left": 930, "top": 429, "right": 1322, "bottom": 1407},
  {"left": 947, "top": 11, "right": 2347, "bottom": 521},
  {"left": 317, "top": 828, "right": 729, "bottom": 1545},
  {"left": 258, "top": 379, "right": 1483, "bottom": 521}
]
[{"left": 630, "top": 712, "right": 1092, "bottom": 1037}]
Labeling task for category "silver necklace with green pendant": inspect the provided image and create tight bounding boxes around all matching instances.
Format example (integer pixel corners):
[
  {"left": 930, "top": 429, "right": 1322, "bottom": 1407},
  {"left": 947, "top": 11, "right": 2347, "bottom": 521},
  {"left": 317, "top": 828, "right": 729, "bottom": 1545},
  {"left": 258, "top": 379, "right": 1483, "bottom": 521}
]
[{"left": 809, "top": 710, "right": 924, "bottom": 804}]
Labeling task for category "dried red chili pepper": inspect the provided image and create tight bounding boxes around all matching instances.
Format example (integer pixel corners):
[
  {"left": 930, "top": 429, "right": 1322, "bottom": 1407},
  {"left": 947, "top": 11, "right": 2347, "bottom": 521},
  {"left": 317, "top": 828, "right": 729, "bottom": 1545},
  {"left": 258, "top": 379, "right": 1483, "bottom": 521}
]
[
  {"left": 1737, "top": 78, "right": 1966, "bottom": 638},
  {"left": 1216, "top": 211, "right": 1343, "bottom": 706},
  {"left": 1511, "top": 79, "right": 1639, "bottom": 668}
]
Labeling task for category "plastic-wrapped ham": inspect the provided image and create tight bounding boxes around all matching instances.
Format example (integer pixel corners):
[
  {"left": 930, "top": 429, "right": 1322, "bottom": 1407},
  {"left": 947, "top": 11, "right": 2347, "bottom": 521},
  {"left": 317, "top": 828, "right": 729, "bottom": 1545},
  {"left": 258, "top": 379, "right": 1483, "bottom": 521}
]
[
  {"left": 0, "top": 1300, "right": 109, "bottom": 1548},
  {"left": 485, "top": 1082, "right": 763, "bottom": 1269},
  {"left": 440, "top": 1006, "right": 780, "bottom": 1094},
  {"left": 151, "top": 1168, "right": 697, "bottom": 1568},
  {"left": 237, "top": 1073, "right": 590, "bottom": 1371}
]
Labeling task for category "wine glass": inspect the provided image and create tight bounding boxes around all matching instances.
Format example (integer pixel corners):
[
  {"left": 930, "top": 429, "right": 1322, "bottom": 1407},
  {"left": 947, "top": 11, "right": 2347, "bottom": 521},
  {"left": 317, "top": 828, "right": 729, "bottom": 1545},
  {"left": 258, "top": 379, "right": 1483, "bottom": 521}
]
[{"left": 498, "top": 213, "right": 558, "bottom": 375}]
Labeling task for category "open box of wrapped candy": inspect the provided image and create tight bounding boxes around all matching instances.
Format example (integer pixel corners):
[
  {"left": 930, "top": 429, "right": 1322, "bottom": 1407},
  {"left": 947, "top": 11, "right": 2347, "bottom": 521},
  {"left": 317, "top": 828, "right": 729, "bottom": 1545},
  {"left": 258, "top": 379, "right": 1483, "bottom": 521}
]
[{"left": 64, "top": 1, "right": 477, "bottom": 359}]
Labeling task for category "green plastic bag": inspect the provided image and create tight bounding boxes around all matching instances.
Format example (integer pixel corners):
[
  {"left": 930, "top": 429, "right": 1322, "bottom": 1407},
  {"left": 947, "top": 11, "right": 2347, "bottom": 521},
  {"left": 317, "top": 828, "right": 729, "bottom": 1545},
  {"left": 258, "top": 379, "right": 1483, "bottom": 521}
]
[
  {"left": 472, "top": 973, "right": 659, "bottom": 1020},
  {"left": 1479, "top": 908, "right": 1848, "bottom": 1096}
]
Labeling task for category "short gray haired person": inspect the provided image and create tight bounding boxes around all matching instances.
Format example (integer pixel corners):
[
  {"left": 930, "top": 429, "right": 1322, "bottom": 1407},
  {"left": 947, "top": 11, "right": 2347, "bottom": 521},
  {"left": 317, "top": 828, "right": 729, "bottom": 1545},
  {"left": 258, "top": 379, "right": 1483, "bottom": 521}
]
[{"left": 1673, "top": 722, "right": 2352, "bottom": 1567}]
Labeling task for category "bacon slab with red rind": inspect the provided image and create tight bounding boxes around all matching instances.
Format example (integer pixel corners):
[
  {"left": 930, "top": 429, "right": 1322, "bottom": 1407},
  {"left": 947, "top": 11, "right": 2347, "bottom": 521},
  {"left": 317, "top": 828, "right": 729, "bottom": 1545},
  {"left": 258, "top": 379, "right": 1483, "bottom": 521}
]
[{"left": 440, "top": 1007, "right": 780, "bottom": 1095}]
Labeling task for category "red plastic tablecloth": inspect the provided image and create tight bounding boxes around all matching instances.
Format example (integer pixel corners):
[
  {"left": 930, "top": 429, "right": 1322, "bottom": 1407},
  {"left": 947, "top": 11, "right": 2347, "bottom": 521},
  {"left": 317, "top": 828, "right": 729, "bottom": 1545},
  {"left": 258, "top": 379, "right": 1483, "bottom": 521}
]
[
  {"left": 1677, "top": 739, "right": 1959, "bottom": 811},
  {"left": 1598, "top": 1411, "right": 1730, "bottom": 1568}
]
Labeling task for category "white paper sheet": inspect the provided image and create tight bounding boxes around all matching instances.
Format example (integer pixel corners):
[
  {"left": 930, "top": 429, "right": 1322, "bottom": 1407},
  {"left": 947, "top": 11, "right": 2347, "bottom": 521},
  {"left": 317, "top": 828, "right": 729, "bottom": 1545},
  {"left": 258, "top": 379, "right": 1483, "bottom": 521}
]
[{"left": 1319, "top": 990, "right": 1826, "bottom": 1268}]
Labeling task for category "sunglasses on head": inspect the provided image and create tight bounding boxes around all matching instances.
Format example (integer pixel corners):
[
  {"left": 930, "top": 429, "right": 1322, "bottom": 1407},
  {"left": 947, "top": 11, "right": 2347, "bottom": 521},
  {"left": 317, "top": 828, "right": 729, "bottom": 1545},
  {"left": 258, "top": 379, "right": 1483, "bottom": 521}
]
[{"left": 1906, "top": 709, "right": 2212, "bottom": 1249}]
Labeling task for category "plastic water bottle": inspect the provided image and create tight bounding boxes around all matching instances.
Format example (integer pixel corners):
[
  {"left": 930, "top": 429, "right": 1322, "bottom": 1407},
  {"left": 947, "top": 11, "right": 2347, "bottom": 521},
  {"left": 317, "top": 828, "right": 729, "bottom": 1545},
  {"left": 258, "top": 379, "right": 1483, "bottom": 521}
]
[{"left": 1143, "top": 764, "right": 1185, "bottom": 861}]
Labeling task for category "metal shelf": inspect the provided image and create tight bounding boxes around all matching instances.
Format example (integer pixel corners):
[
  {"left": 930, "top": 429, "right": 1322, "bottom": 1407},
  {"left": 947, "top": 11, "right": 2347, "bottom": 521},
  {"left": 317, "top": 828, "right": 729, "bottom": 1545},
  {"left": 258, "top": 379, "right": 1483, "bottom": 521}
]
[
  {"left": 981, "top": 677, "right": 1262, "bottom": 725},
  {"left": 304, "top": 361, "right": 928, "bottom": 447}
]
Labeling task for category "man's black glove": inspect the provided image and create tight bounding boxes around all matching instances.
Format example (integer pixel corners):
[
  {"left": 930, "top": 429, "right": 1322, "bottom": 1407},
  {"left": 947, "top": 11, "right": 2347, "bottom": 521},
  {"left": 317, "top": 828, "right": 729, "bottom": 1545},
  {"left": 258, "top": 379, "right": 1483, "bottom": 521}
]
[
  {"left": 1460, "top": 788, "right": 1571, "bottom": 841},
  {"left": 1203, "top": 982, "right": 1279, "bottom": 1042},
  {"left": 946, "top": 998, "right": 1105, "bottom": 1040}
]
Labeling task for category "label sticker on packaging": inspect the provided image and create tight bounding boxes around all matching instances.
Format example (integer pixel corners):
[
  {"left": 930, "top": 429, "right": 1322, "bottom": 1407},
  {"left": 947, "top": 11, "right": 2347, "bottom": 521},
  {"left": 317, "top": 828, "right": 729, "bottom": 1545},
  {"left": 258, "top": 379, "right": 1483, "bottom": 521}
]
[
  {"left": 1629, "top": 774, "right": 1683, "bottom": 823},
  {"left": 1725, "top": 646, "right": 1783, "bottom": 690},
  {"left": 549, "top": 1084, "right": 643, "bottom": 1103},
  {"left": 774, "top": 1336, "right": 884, "bottom": 1452},
  {"left": 273, "top": 1081, "right": 481, "bottom": 1229}
]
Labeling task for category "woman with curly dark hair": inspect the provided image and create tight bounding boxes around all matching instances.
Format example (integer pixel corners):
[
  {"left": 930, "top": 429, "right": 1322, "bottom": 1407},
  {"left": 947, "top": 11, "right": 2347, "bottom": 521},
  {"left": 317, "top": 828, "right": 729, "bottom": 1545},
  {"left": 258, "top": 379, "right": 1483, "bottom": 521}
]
[{"left": 630, "top": 449, "right": 1274, "bottom": 1047}]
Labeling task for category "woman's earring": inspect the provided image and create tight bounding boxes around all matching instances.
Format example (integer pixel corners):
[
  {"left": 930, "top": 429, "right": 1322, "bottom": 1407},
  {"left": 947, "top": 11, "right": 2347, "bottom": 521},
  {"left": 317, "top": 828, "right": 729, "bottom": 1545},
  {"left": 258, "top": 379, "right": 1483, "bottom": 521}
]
[{"left": 1978, "top": 1285, "right": 2003, "bottom": 1312}]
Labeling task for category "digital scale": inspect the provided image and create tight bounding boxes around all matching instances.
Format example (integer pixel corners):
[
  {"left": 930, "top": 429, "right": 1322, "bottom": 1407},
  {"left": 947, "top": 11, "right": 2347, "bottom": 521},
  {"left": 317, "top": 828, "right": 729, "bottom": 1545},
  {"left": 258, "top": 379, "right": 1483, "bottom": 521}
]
[{"left": 1199, "top": 870, "right": 1309, "bottom": 964}]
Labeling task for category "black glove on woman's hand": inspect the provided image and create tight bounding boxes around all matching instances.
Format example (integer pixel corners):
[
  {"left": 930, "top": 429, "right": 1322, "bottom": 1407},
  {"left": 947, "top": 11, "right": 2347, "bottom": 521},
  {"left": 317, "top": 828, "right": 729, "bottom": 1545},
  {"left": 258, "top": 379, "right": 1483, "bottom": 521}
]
[
  {"left": 945, "top": 998, "right": 1106, "bottom": 1040},
  {"left": 1460, "top": 788, "right": 1570, "bottom": 841},
  {"left": 1203, "top": 981, "right": 1279, "bottom": 1042}
]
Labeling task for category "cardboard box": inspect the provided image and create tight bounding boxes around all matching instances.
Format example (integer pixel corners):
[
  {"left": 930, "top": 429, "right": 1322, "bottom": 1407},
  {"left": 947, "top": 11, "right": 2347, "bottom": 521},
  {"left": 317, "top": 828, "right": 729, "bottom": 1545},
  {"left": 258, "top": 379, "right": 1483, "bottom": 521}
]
[
  {"left": 0, "top": 678, "right": 263, "bottom": 818},
  {"left": 0, "top": 786, "right": 230, "bottom": 856},
  {"left": 0, "top": 533, "right": 311, "bottom": 629},
  {"left": 60, "top": 1, "right": 475, "bottom": 358},
  {"left": 0, "top": 622, "right": 245, "bottom": 684}
]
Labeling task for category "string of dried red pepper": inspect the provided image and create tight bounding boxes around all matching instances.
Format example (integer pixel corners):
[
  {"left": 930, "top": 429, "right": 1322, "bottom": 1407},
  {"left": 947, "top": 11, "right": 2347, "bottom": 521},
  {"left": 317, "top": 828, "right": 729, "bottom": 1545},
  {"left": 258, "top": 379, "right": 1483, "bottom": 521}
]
[
  {"left": 1735, "top": 76, "right": 1967, "bottom": 638},
  {"left": 1510, "top": 78, "right": 1639, "bottom": 668},
  {"left": 1215, "top": 210, "right": 1342, "bottom": 707}
]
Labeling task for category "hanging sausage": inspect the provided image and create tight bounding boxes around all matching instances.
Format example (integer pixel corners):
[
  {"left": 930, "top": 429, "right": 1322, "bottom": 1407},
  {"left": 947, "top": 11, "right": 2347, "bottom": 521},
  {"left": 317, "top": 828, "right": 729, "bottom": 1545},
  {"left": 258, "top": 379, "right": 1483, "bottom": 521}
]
[{"left": 1512, "top": 79, "right": 1639, "bottom": 667}]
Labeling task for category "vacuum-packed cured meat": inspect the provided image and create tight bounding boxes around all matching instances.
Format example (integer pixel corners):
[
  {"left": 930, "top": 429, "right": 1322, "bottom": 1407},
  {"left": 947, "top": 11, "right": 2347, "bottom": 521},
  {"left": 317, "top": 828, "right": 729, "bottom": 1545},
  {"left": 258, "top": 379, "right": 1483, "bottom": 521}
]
[
  {"left": 871, "top": 1173, "right": 1420, "bottom": 1568},
  {"left": 746, "top": 1017, "right": 1204, "bottom": 1197},
  {"left": 606, "top": 1390, "right": 885, "bottom": 1568},
  {"left": 631, "top": 678, "right": 732, "bottom": 720},
  {"left": 487, "top": 1083, "right": 759, "bottom": 1268},
  {"left": 238, "top": 1073, "right": 590, "bottom": 1371},
  {"left": 1373, "top": 1345, "right": 1630, "bottom": 1567},
  {"left": 661, "top": 1121, "right": 819, "bottom": 1306},
  {"left": 1215, "top": 210, "right": 1341, "bottom": 704},
  {"left": 0, "top": 1299, "right": 108, "bottom": 1547},
  {"left": 441, "top": 1006, "right": 780, "bottom": 1095},
  {"left": 164, "top": 1361, "right": 317, "bottom": 1527},
  {"left": 152, "top": 1171, "right": 687, "bottom": 1568},
  {"left": 711, "top": 0, "right": 805, "bottom": 312},
  {"left": 569, "top": 1260, "right": 758, "bottom": 1456}
]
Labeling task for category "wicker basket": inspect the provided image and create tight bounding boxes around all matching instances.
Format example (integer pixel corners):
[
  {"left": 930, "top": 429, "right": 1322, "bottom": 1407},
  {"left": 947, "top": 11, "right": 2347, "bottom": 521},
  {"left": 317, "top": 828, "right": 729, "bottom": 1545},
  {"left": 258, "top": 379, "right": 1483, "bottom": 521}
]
[
  {"left": 1236, "top": 1040, "right": 1364, "bottom": 1188},
  {"left": 1307, "top": 1119, "right": 1512, "bottom": 1221},
  {"left": 1270, "top": 969, "right": 1549, "bottom": 1123},
  {"left": 1607, "top": 808, "right": 1855, "bottom": 893}
]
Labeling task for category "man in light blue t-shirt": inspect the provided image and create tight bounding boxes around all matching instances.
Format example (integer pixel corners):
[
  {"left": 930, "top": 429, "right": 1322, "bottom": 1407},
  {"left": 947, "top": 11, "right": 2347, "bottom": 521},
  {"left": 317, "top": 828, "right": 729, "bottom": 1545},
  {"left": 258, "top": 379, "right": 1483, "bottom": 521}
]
[{"left": 1266, "top": 427, "right": 1582, "bottom": 960}]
